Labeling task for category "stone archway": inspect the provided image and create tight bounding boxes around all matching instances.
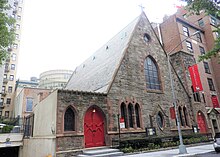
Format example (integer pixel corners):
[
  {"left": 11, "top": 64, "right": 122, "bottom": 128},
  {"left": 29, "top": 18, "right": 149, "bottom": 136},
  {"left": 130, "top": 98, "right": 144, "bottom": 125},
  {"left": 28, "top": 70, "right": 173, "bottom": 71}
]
[{"left": 84, "top": 106, "right": 105, "bottom": 148}]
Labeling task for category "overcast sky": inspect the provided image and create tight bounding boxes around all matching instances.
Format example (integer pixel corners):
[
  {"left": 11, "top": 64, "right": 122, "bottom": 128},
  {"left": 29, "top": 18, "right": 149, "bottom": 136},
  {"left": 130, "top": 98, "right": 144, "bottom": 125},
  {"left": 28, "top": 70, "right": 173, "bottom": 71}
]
[{"left": 17, "top": 0, "right": 186, "bottom": 80}]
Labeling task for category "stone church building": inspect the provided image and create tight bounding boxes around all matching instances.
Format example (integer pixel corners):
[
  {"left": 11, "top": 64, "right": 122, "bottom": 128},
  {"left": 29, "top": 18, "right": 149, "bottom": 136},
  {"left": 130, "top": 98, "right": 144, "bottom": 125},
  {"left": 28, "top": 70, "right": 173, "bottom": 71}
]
[{"left": 21, "top": 12, "right": 212, "bottom": 157}]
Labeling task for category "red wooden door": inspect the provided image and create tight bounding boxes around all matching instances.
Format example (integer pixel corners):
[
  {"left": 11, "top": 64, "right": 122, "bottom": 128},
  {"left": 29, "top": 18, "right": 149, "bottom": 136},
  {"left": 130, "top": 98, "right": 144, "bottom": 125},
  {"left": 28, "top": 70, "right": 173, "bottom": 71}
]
[
  {"left": 84, "top": 107, "right": 105, "bottom": 148},
  {"left": 197, "top": 112, "right": 207, "bottom": 133}
]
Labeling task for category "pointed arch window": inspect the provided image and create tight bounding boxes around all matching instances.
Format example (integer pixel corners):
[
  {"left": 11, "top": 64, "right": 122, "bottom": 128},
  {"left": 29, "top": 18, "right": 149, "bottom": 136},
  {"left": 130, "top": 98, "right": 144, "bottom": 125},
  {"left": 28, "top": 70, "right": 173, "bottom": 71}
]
[
  {"left": 183, "top": 107, "right": 189, "bottom": 127},
  {"left": 144, "top": 57, "right": 161, "bottom": 90},
  {"left": 135, "top": 104, "right": 141, "bottom": 128},
  {"left": 121, "top": 103, "right": 128, "bottom": 128},
  {"left": 64, "top": 107, "right": 75, "bottom": 131},
  {"left": 157, "top": 112, "right": 164, "bottom": 129},
  {"left": 178, "top": 107, "right": 184, "bottom": 126},
  {"left": 120, "top": 103, "right": 142, "bottom": 129},
  {"left": 128, "top": 104, "right": 134, "bottom": 128}
]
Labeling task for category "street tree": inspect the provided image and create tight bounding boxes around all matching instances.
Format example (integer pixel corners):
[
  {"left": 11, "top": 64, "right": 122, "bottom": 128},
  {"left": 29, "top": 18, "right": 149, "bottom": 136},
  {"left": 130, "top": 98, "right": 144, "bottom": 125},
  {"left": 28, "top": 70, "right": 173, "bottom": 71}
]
[
  {"left": 0, "top": 0, "right": 15, "bottom": 65},
  {"left": 186, "top": 0, "right": 220, "bottom": 62}
]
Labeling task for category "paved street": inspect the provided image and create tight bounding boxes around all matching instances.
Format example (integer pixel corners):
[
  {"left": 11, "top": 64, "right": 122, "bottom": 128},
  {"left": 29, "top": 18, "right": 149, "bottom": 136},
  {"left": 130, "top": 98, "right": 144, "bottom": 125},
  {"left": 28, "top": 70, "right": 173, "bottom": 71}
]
[
  {"left": 121, "top": 144, "right": 215, "bottom": 157},
  {"left": 196, "top": 151, "right": 219, "bottom": 157}
]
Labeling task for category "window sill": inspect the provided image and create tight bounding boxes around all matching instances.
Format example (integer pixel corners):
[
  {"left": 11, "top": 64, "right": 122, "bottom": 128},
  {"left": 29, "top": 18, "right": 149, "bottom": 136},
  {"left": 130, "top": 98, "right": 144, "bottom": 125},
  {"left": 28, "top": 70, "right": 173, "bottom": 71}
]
[
  {"left": 146, "top": 89, "right": 163, "bottom": 94},
  {"left": 170, "top": 126, "right": 192, "bottom": 131},
  {"left": 120, "top": 128, "right": 145, "bottom": 133}
]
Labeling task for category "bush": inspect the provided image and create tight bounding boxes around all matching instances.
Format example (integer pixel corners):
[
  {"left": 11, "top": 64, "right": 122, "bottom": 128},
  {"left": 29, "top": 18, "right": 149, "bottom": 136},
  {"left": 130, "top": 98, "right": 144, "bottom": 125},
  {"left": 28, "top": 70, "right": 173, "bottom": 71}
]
[
  {"left": 121, "top": 146, "right": 134, "bottom": 153},
  {"left": 1, "top": 125, "right": 13, "bottom": 133},
  {"left": 119, "top": 133, "right": 212, "bottom": 153}
]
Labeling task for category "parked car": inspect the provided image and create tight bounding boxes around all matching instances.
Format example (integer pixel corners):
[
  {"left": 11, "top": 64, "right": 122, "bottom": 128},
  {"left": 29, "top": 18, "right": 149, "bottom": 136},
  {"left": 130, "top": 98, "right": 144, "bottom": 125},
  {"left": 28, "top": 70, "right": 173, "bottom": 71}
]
[
  {"left": 213, "top": 132, "right": 220, "bottom": 152},
  {"left": 0, "top": 123, "right": 6, "bottom": 128},
  {"left": 10, "top": 126, "right": 21, "bottom": 133}
]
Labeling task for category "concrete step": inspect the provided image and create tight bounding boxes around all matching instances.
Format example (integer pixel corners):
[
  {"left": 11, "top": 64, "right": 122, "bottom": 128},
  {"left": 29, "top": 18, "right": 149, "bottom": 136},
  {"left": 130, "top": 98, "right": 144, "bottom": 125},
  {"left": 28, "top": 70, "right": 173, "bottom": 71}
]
[{"left": 77, "top": 148, "right": 124, "bottom": 157}]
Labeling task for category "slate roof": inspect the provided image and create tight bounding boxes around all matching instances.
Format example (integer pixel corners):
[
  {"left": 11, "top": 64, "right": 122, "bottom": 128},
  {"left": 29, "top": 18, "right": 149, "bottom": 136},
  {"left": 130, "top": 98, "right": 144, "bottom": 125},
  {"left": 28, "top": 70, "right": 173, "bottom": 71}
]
[{"left": 65, "top": 14, "right": 141, "bottom": 93}]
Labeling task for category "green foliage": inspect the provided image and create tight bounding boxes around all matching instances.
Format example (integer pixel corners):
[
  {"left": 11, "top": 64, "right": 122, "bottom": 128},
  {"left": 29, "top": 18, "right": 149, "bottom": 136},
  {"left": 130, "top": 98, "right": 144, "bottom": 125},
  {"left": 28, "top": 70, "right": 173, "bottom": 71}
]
[
  {"left": 1, "top": 125, "right": 13, "bottom": 133},
  {"left": 119, "top": 134, "right": 212, "bottom": 153},
  {"left": 185, "top": 0, "right": 220, "bottom": 62},
  {"left": 0, "top": 0, "right": 16, "bottom": 65}
]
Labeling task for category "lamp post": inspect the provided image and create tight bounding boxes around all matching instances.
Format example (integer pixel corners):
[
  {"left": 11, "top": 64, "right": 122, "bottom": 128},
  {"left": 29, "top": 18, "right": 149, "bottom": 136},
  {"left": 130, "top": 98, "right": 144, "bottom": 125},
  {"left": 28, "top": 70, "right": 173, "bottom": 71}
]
[{"left": 167, "top": 31, "right": 200, "bottom": 154}]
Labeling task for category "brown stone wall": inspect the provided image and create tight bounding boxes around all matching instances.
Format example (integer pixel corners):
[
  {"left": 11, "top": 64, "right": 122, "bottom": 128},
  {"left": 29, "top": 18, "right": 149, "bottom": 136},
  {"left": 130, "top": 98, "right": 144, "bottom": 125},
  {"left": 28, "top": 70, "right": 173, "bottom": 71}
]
[
  {"left": 56, "top": 90, "right": 108, "bottom": 152},
  {"left": 107, "top": 13, "right": 194, "bottom": 141}
]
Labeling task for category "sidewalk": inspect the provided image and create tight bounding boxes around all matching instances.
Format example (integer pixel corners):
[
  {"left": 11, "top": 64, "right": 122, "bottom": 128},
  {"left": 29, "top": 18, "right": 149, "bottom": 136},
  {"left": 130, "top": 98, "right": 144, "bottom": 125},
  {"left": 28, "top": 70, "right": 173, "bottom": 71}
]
[{"left": 123, "top": 143, "right": 214, "bottom": 157}]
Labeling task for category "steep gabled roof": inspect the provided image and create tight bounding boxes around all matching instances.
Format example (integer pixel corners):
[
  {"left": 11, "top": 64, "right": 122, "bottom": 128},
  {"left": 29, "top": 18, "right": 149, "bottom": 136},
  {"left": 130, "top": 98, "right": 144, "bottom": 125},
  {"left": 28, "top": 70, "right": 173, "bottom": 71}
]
[{"left": 65, "top": 14, "right": 141, "bottom": 93}]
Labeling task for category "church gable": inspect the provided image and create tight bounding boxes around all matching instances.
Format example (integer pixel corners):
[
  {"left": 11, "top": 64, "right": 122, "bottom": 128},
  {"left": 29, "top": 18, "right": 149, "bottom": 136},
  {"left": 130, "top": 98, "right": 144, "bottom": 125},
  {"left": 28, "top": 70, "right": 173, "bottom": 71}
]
[{"left": 107, "top": 12, "right": 169, "bottom": 95}]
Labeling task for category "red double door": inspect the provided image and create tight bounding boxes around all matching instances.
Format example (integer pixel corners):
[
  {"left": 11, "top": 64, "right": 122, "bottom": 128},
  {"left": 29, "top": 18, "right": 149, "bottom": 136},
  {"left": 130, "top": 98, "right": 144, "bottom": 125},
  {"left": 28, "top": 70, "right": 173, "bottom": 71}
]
[
  {"left": 84, "top": 107, "right": 105, "bottom": 148},
  {"left": 197, "top": 112, "right": 207, "bottom": 133}
]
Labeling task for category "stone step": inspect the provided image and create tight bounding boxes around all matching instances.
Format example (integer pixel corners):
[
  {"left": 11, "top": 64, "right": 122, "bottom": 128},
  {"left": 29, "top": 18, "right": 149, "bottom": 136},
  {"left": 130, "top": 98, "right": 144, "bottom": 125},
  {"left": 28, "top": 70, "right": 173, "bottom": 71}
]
[{"left": 77, "top": 148, "right": 124, "bottom": 157}]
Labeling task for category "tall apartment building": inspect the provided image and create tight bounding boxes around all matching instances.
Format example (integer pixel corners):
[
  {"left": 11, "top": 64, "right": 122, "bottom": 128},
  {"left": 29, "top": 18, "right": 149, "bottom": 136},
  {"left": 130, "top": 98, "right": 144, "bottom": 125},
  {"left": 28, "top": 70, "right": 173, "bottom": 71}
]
[
  {"left": 175, "top": 9, "right": 220, "bottom": 95},
  {"left": 160, "top": 8, "right": 220, "bottom": 134},
  {"left": 0, "top": 0, "right": 24, "bottom": 118}
]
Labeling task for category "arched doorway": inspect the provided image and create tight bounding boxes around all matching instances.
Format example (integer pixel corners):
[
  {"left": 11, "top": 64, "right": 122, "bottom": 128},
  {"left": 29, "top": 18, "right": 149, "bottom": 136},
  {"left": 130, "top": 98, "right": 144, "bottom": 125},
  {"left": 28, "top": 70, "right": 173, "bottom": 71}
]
[
  {"left": 84, "top": 106, "right": 105, "bottom": 148},
  {"left": 197, "top": 111, "right": 207, "bottom": 133}
]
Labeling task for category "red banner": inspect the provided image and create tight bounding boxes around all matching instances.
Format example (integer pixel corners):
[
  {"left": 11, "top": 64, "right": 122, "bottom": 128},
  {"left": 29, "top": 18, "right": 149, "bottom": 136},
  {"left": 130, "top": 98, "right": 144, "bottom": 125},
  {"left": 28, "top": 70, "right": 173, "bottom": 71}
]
[
  {"left": 170, "top": 107, "right": 176, "bottom": 119},
  {"left": 212, "top": 95, "right": 220, "bottom": 108},
  {"left": 188, "top": 64, "right": 203, "bottom": 92}
]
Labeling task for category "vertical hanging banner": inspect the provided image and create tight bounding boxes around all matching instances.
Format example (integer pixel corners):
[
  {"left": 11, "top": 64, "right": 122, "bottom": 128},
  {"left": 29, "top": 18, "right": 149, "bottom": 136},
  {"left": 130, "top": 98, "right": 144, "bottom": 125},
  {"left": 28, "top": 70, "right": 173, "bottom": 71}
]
[
  {"left": 211, "top": 95, "right": 220, "bottom": 108},
  {"left": 188, "top": 64, "right": 203, "bottom": 92},
  {"left": 170, "top": 107, "right": 176, "bottom": 119}
]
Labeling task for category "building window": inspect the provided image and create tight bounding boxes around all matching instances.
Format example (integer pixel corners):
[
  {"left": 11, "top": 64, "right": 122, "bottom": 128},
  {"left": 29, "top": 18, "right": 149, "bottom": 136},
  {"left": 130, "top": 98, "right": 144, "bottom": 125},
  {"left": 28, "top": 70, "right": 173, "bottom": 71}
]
[
  {"left": 12, "top": 53, "right": 16, "bottom": 61},
  {"left": 144, "top": 56, "right": 161, "bottom": 90},
  {"left": 183, "top": 26, "right": 189, "bottom": 36},
  {"left": 202, "top": 93, "right": 206, "bottom": 103},
  {"left": 121, "top": 103, "right": 128, "bottom": 128},
  {"left": 120, "top": 103, "right": 142, "bottom": 129},
  {"left": 26, "top": 98, "right": 33, "bottom": 112},
  {"left": 196, "top": 33, "right": 202, "bottom": 43},
  {"left": 178, "top": 107, "right": 184, "bottom": 126},
  {"left": 192, "top": 86, "right": 201, "bottom": 102},
  {"left": 211, "top": 17, "right": 217, "bottom": 26},
  {"left": 183, "top": 107, "right": 189, "bottom": 127},
  {"left": 16, "top": 24, "right": 20, "bottom": 30},
  {"left": 9, "top": 75, "right": 14, "bottom": 81},
  {"left": 15, "top": 34, "right": 19, "bottom": 40},
  {"left": 64, "top": 107, "right": 75, "bottom": 131},
  {"left": 215, "top": 32, "right": 219, "bottom": 38},
  {"left": 0, "top": 98, "right": 4, "bottom": 106},
  {"left": 3, "top": 74, "right": 7, "bottom": 79},
  {"left": 2, "top": 86, "right": 5, "bottom": 93},
  {"left": 11, "top": 64, "right": 15, "bottom": 70},
  {"left": 8, "top": 86, "right": 13, "bottom": 93},
  {"left": 186, "top": 41, "right": 193, "bottom": 52},
  {"left": 157, "top": 112, "right": 164, "bottom": 129},
  {"left": 199, "top": 46, "right": 205, "bottom": 55},
  {"left": 17, "top": 15, "right": 21, "bottom": 20},
  {"left": 135, "top": 104, "right": 141, "bottom": 128},
  {"left": 207, "top": 78, "right": 215, "bottom": 91},
  {"left": 0, "top": 111, "right": 2, "bottom": 117},
  {"left": 13, "top": 44, "right": 18, "bottom": 49},
  {"left": 18, "top": 7, "right": 22, "bottom": 11},
  {"left": 5, "top": 111, "right": 9, "bottom": 118},
  {"left": 198, "top": 19, "right": 204, "bottom": 27},
  {"left": 143, "top": 33, "right": 151, "bottom": 42},
  {"left": 128, "top": 104, "right": 134, "bottom": 128},
  {"left": 6, "top": 98, "right": 11, "bottom": 105},
  {"left": 203, "top": 62, "right": 211, "bottom": 74}
]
